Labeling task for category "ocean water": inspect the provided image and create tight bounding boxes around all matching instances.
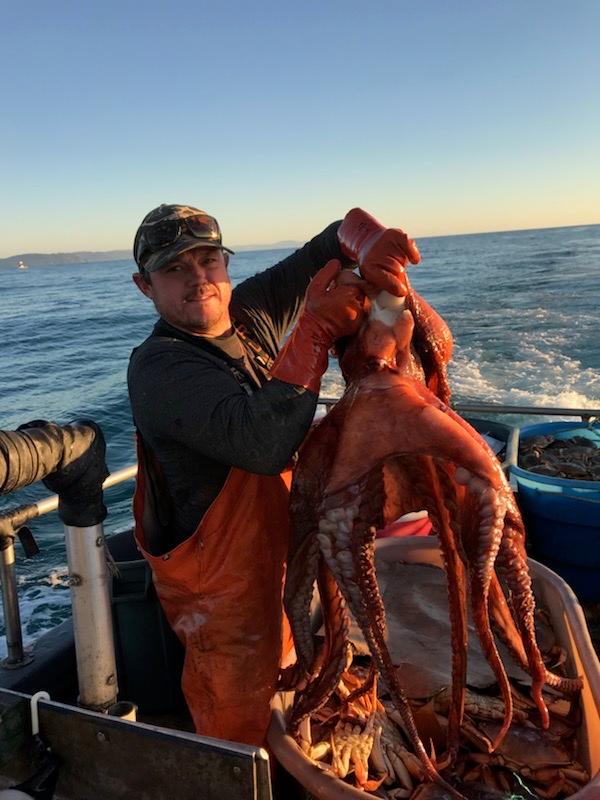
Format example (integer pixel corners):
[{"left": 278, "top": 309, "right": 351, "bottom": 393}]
[{"left": 1, "top": 224, "right": 599, "bottom": 653}]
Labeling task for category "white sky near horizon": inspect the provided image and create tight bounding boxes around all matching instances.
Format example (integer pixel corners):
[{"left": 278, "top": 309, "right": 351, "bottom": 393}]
[{"left": 1, "top": 0, "right": 599, "bottom": 257}]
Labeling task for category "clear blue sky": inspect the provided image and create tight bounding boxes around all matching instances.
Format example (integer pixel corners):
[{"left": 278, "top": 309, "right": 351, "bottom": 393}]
[{"left": 1, "top": 0, "right": 598, "bottom": 257}]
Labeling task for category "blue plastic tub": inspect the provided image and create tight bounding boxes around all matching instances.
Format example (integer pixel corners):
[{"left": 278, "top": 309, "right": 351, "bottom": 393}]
[{"left": 509, "top": 421, "right": 600, "bottom": 603}]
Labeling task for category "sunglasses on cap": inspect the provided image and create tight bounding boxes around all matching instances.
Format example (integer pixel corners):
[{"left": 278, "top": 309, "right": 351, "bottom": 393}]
[{"left": 135, "top": 213, "right": 230, "bottom": 269}]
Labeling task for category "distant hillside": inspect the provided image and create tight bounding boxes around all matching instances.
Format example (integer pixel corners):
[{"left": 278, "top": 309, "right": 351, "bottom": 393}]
[
  {"left": 233, "top": 240, "right": 303, "bottom": 251},
  {"left": 0, "top": 241, "right": 304, "bottom": 269},
  {"left": 0, "top": 251, "right": 132, "bottom": 269}
]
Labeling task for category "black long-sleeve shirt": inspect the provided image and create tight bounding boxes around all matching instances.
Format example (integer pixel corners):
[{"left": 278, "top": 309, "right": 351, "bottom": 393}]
[{"left": 128, "top": 222, "right": 346, "bottom": 551}]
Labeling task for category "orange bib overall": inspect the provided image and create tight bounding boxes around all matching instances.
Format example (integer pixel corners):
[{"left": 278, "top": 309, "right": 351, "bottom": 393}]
[{"left": 133, "top": 440, "right": 293, "bottom": 746}]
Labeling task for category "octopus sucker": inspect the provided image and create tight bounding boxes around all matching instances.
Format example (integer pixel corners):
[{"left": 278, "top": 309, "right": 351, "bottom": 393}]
[{"left": 283, "top": 269, "right": 582, "bottom": 796}]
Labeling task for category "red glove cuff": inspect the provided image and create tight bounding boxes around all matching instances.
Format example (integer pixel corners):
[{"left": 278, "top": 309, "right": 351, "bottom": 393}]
[
  {"left": 337, "top": 208, "right": 385, "bottom": 263},
  {"left": 270, "top": 312, "right": 332, "bottom": 393}
]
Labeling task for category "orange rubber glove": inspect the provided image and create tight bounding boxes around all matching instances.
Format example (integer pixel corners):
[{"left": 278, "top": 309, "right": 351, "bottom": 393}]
[
  {"left": 337, "top": 208, "right": 421, "bottom": 297},
  {"left": 270, "top": 259, "right": 365, "bottom": 393}
]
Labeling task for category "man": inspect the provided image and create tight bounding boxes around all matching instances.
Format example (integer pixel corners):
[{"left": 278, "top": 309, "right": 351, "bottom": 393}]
[{"left": 128, "top": 203, "right": 420, "bottom": 746}]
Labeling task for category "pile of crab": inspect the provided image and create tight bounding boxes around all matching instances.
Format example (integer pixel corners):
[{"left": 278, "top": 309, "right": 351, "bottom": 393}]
[
  {"left": 518, "top": 434, "right": 600, "bottom": 482},
  {"left": 299, "top": 650, "right": 589, "bottom": 800}
]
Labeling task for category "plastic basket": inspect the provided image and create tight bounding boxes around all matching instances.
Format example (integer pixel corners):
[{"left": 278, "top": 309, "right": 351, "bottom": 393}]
[
  {"left": 268, "top": 538, "right": 600, "bottom": 800},
  {"left": 108, "top": 531, "right": 185, "bottom": 715},
  {"left": 509, "top": 421, "right": 600, "bottom": 603}
]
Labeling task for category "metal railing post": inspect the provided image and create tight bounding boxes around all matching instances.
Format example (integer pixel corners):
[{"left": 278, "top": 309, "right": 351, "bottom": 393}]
[
  {"left": 0, "top": 536, "right": 31, "bottom": 667},
  {"left": 64, "top": 521, "right": 118, "bottom": 710},
  {"left": 0, "top": 468, "right": 137, "bottom": 673}
]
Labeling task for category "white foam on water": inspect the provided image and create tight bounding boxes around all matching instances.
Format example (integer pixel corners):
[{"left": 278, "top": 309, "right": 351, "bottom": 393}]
[
  {"left": 0, "top": 566, "right": 71, "bottom": 659},
  {"left": 448, "top": 351, "right": 501, "bottom": 401},
  {"left": 43, "top": 567, "right": 70, "bottom": 588},
  {"left": 450, "top": 343, "right": 600, "bottom": 411},
  {"left": 321, "top": 368, "right": 345, "bottom": 399},
  {"left": 324, "top": 334, "right": 600, "bottom": 414}
]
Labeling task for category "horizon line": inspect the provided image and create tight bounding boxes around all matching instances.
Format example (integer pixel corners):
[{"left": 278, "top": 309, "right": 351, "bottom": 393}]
[{"left": 1, "top": 219, "right": 598, "bottom": 261}]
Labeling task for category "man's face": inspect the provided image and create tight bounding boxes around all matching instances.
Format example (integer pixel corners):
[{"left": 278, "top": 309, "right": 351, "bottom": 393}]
[{"left": 133, "top": 247, "right": 233, "bottom": 337}]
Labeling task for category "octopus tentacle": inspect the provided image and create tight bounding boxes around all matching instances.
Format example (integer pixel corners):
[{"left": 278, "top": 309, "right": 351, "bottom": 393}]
[
  {"left": 285, "top": 404, "right": 350, "bottom": 686},
  {"left": 455, "top": 472, "right": 515, "bottom": 752},
  {"left": 488, "top": 573, "right": 583, "bottom": 697},
  {"left": 387, "top": 402, "right": 517, "bottom": 749},
  {"left": 442, "top": 405, "right": 569, "bottom": 708},
  {"left": 353, "top": 470, "right": 388, "bottom": 633},
  {"left": 284, "top": 534, "right": 321, "bottom": 673},
  {"left": 498, "top": 511, "right": 548, "bottom": 725},
  {"left": 288, "top": 560, "right": 351, "bottom": 737},
  {"left": 320, "top": 496, "right": 448, "bottom": 790},
  {"left": 349, "top": 553, "right": 464, "bottom": 799},
  {"left": 500, "top": 505, "right": 582, "bottom": 695},
  {"left": 497, "top": 511, "right": 582, "bottom": 717},
  {"left": 405, "top": 289, "right": 453, "bottom": 404},
  {"left": 470, "top": 570, "right": 514, "bottom": 752},
  {"left": 429, "top": 461, "right": 468, "bottom": 762},
  {"left": 433, "top": 402, "right": 581, "bottom": 712},
  {"left": 317, "top": 473, "right": 466, "bottom": 798}
]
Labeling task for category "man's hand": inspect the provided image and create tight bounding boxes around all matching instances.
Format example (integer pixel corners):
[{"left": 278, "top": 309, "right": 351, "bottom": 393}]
[
  {"left": 270, "top": 260, "right": 366, "bottom": 394},
  {"left": 338, "top": 208, "right": 420, "bottom": 297},
  {"left": 304, "top": 258, "right": 366, "bottom": 342}
]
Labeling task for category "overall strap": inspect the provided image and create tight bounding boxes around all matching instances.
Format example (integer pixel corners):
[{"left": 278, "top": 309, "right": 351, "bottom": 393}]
[
  {"left": 149, "top": 322, "right": 268, "bottom": 394},
  {"left": 234, "top": 323, "right": 274, "bottom": 384}
]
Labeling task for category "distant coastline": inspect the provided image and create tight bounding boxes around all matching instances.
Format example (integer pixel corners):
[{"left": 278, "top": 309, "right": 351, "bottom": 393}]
[
  {"left": 0, "top": 250, "right": 133, "bottom": 269},
  {"left": 2, "top": 222, "right": 598, "bottom": 270},
  {"left": 0, "top": 241, "right": 305, "bottom": 270}
]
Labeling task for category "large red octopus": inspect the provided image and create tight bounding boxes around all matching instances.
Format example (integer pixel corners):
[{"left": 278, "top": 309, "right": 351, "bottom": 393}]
[{"left": 282, "top": 270, "right": 581, "bottom": 796}]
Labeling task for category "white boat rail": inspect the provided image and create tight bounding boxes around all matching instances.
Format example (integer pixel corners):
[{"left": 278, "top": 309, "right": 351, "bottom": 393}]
[{"left": 321, "top": 397, "right": 600, "bottom": 422}]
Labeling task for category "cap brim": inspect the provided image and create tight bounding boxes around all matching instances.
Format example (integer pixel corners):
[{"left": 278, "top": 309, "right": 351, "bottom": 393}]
[{"left": 142, "top": 235, "right": 235, "bottom": 273}]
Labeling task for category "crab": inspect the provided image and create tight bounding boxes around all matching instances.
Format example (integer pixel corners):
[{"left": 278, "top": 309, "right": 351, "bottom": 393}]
[
  {"left": 458, "top": 718, "right": 589, "bottom": 798},
  {"left": 518, "top": 434, "right": 600, "bottom": 481}
]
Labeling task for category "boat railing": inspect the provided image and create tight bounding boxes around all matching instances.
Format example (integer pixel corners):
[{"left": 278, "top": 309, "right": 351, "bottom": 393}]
[
  {"left": 0, "top": 466, "right": 138, "bottom": 670},
  {"left": 322, "top": 397, "right": 600, "bottom": 422},
  {"left": 452, "top": 401, "right": 600, "bottom": 423}
]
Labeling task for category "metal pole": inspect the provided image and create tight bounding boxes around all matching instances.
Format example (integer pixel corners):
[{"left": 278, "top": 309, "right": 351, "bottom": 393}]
[
  {"left": 64, "top": 522, "right": 118, "bottom": 711},
  {"left": 0, "top": 539, "right": 31, "bottom": 666},
  {"left": 502, "top": 426, "right": 521, "bottom": 471},
  {"left": 102, "top": 464, "right": 137, "bottom": 490},
  {"left": 320, "top": 397, "right": 600, "bottom": 421},
  {"left": 452, "top": 402, "right": 600, "bottom": 419}
]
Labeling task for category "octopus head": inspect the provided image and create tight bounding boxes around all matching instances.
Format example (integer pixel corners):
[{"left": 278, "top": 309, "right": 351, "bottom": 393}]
[{"left": 337, "top": 290, "right": 423, "bottom": 384}]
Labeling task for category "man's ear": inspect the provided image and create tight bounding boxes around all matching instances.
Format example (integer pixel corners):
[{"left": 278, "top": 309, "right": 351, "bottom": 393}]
[
  {"left": 132, "top": 271, "right": 154, "bottom": 299},
  {"left": 223, "top": 252, "right": 230, "bottom": 269}
]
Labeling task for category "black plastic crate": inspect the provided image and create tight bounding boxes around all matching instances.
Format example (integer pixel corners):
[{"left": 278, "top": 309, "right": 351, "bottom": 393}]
[{"left": 109, "top": 532, "right": 185, "bottom": 715}]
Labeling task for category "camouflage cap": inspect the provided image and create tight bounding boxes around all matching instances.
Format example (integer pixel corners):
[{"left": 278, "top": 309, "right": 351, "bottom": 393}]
[{"left": 133, "top": 204, "right": 234, "bottom": 274}]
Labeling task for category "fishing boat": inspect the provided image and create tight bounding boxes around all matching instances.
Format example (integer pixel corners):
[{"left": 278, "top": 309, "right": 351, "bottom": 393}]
[
  {"left": 0, "top": 401, "right": 599, "bottom": 799},
  {"left": 16, "top": 262, "right": 28, "bottom": 271}
]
